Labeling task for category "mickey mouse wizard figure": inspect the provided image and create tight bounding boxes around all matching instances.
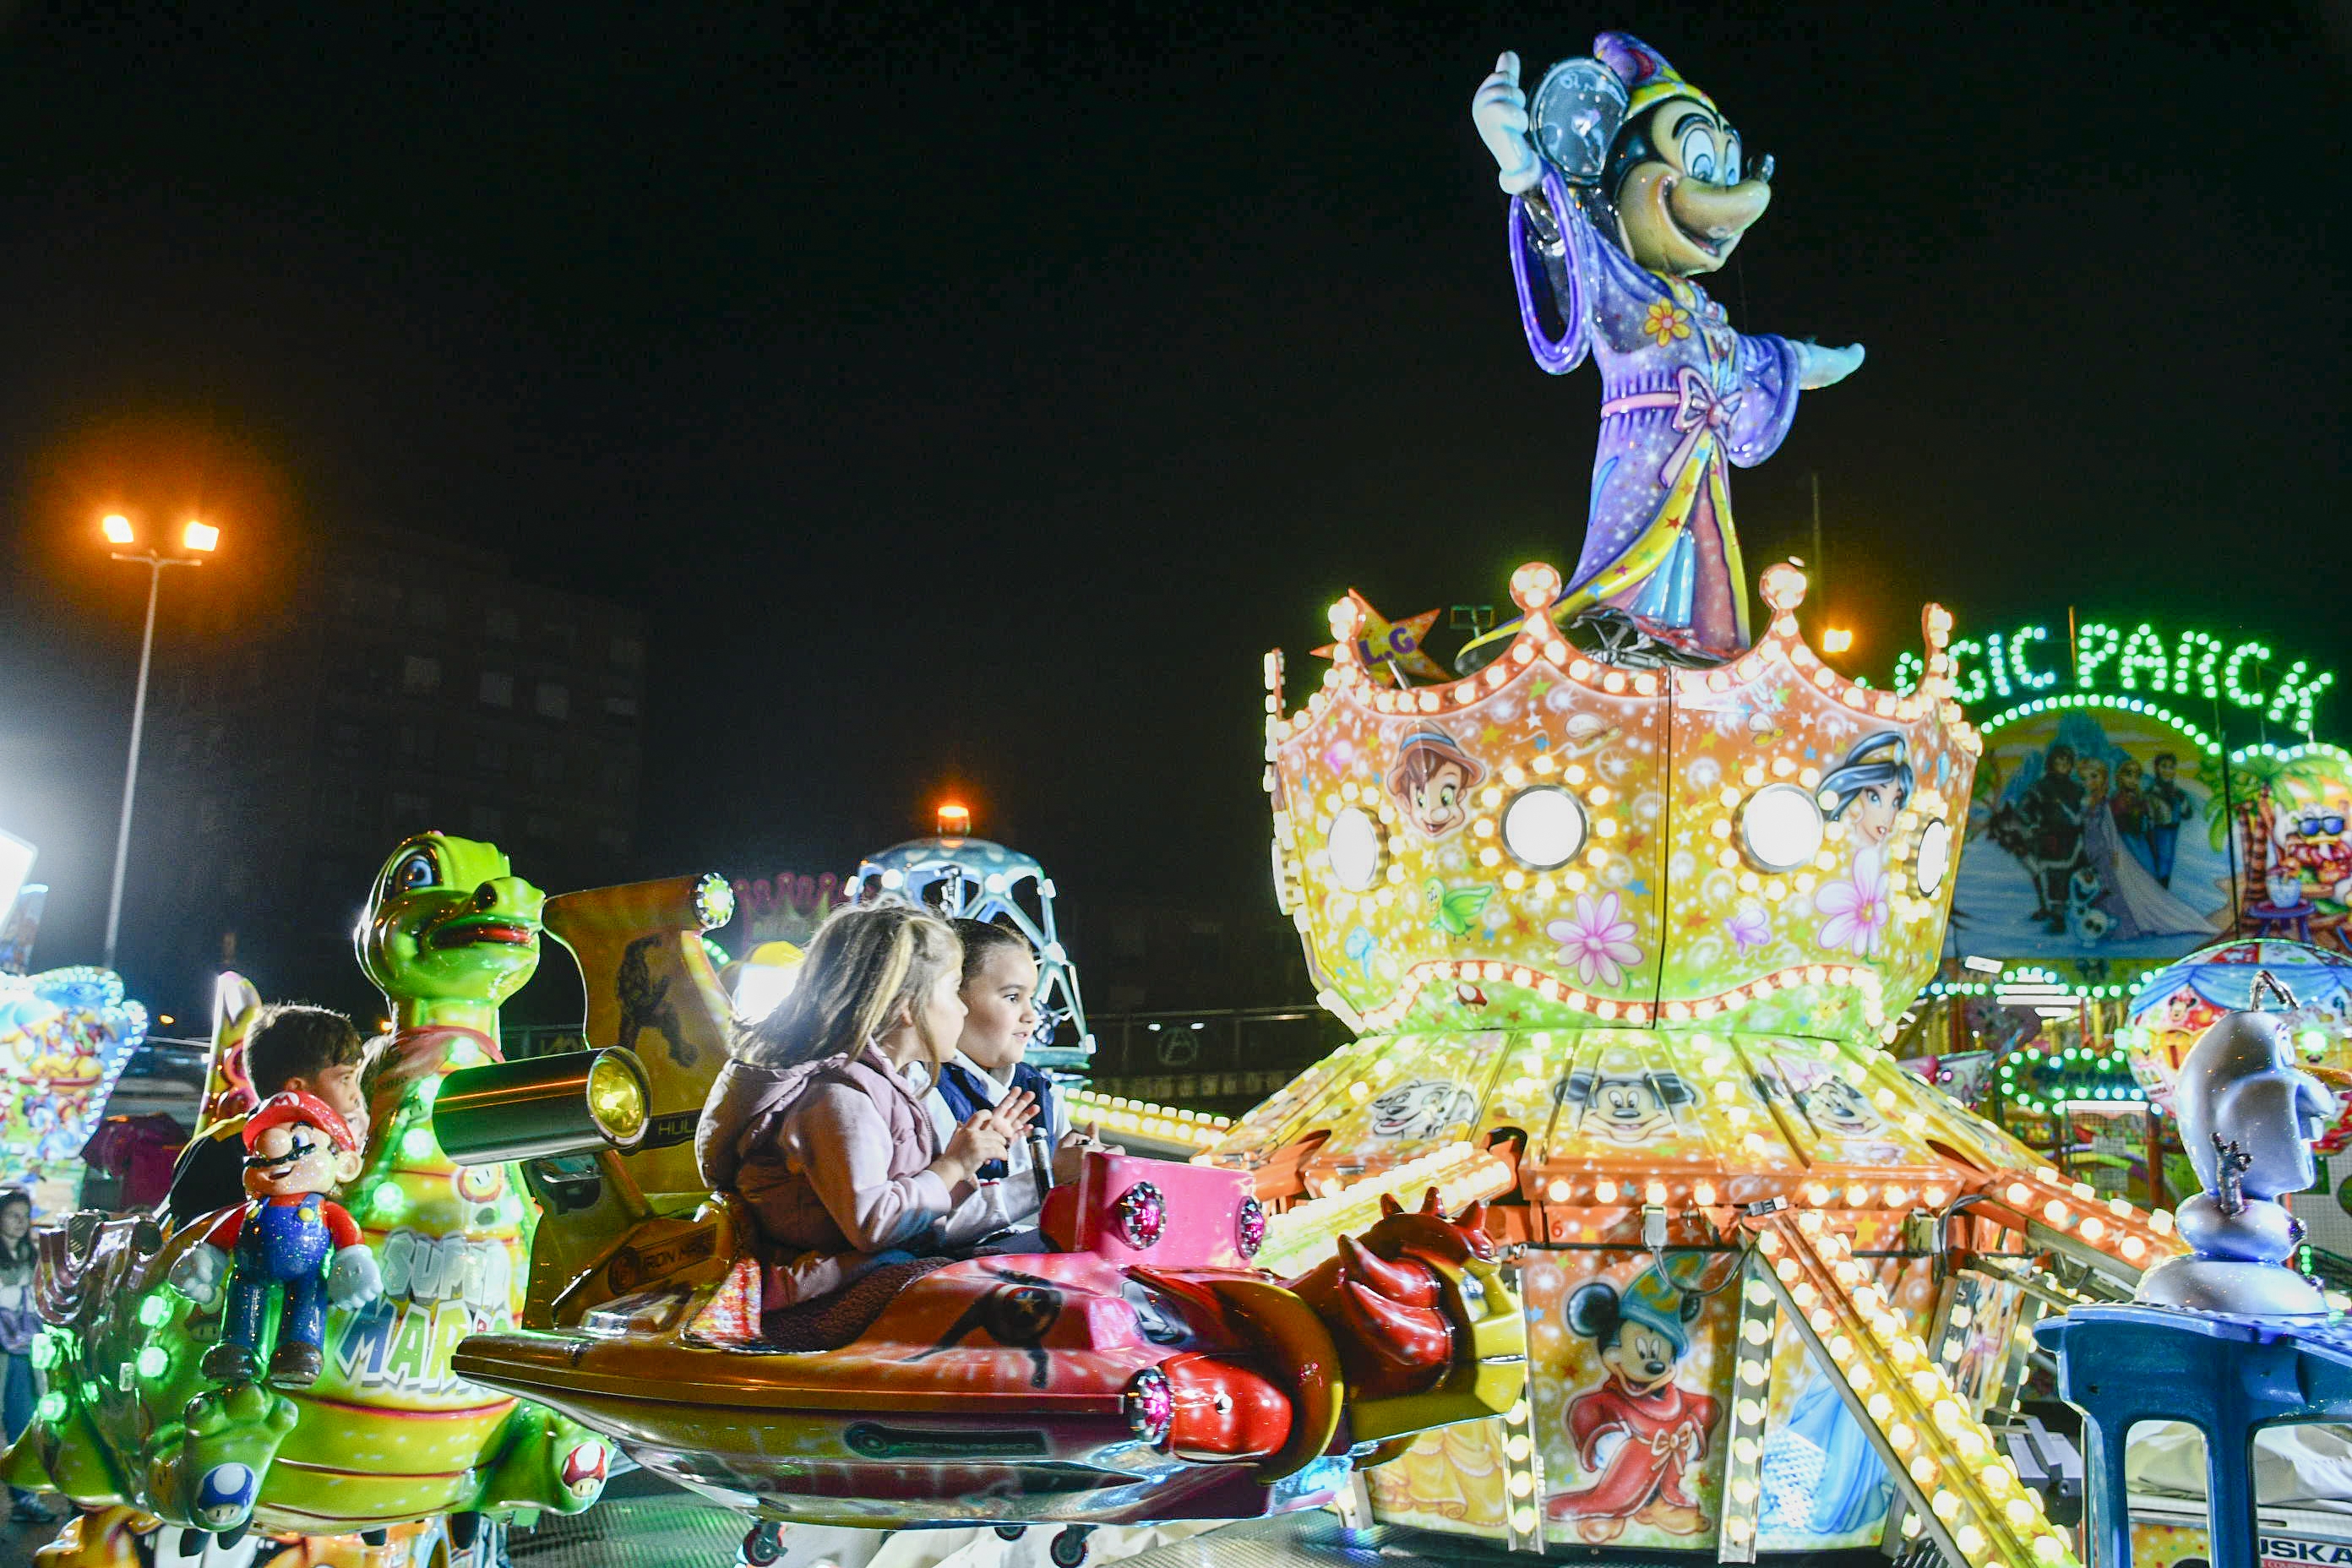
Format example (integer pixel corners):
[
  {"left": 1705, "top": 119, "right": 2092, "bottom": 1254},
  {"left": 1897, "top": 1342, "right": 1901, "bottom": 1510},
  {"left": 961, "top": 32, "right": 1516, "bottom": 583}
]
[
  {"left": 1470, "top": 35, "right": 1865, "bottom": 663},
  {"left": 1549, "top": 1269, "right": 1717, "bottom": 1543},
  {"left": 171, "top": 1091, "right": 384, "bottom": 1386}
]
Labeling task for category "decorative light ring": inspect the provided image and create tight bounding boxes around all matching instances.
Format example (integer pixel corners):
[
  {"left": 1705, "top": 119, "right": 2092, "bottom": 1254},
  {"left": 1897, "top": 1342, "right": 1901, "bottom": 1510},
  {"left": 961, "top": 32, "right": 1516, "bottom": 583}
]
[
  {"left": 1500, "top": 786, "right": 1587, "bottom": 869},
  {"left": 1124, "top": 1366, "right": 1175, "bottom": 1446},
  {"left": 693, "top": 873, "right": 736, "bottom": 932},
  {"left": 1235, "top": 1196, "right": 1266, "bottom": 1260},
  {"left": 1739, "top": 783, "right": 1825, "bottom": 873},
  {"left": 1324, "top": 807, "right": 1384, "bottom": 892},
  {"left": 1113, "top": 1181, "right": 1168, "bottom": 1250}
]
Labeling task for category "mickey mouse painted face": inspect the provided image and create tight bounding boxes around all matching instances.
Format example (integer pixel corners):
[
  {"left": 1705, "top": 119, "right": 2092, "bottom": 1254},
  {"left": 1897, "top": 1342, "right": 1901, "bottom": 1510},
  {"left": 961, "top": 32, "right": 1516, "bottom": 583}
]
[{"left": 1602, "top": 1320, "right": 1682, "bottom": 1395}]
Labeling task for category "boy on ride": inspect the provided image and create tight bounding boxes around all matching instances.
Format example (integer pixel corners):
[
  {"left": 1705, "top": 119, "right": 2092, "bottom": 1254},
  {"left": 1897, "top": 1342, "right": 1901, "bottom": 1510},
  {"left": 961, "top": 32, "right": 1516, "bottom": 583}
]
[
  {"left": 923, "top": 920, "right": 1101, "bottom": 1235},
  {"left": 697, "top": 904, "right": 1036, "bottom": 1342},
  {"left": 164, "top": 1004, "right": 372, "bottom": 1228}
]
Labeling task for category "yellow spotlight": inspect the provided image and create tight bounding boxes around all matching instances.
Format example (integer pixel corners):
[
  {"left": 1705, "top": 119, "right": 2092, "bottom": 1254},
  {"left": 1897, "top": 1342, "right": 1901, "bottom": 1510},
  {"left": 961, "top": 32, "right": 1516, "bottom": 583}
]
[
  {"left": 585, "top": 1049, "right": 650, "bottom": 1150},
  {"left": 182, "top": 520, "right": 219, "bottom": 553},
  {"left": 1821, "top": 628, "right": 1855, "bottom": 654},
  {"left": 101, "top": 514, "right": 133, "bottom": 545}
]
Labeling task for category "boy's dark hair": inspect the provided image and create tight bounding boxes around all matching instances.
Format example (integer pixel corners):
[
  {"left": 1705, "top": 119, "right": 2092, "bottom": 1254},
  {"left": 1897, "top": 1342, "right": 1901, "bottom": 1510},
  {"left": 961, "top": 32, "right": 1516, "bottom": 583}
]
[
  {"left": 245, "top": 1004, "right": 366, "bottom": 1098},
  {"left": 952, "top": 918, "right": 1032, "bottom": 986}
]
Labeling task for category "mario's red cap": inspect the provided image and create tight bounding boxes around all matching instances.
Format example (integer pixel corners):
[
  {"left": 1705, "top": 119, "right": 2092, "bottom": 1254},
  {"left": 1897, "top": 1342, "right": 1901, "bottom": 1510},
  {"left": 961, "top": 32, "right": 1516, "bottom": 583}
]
[{"left": 242, "top": 1091, "right": 359, "bottom": 1155}]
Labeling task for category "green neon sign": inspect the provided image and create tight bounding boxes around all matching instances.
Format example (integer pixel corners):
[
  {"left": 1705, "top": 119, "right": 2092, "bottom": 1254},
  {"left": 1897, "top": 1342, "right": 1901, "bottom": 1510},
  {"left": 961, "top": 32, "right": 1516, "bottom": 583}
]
[{"left": 1892, "top": 618, "right": 2333, "bottom": 734}]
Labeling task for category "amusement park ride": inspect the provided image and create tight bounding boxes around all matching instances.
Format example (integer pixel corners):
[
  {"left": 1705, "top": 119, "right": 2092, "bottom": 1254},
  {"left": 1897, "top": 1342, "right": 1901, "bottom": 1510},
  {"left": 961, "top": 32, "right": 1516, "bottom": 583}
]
[{"left": 0, "top": 22, "right": 2341, "bottom": 1568}]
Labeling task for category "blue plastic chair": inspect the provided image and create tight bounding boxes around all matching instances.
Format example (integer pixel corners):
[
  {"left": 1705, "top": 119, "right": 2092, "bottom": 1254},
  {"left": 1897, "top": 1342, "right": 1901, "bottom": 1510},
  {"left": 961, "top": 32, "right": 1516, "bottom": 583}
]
[{"left": 2037, "top": 1305, "right": 2352, "bottom": 1566}]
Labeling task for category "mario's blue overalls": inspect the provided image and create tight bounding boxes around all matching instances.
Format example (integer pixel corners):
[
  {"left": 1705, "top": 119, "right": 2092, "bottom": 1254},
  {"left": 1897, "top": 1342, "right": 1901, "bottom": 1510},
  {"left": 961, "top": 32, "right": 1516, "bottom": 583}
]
[{"left": 221, "top": 1195, "right": 335, "bottom": 1359}]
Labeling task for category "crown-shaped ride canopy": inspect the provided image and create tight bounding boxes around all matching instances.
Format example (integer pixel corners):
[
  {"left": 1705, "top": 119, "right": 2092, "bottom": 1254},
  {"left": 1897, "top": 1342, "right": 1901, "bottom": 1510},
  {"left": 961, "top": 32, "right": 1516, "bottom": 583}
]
[
  {"left": 850, "top": 837, "right": 1093, "bottom": 1068},
  {"left": 1266, "top": 563, "right": 1980, "bottom": 1049}
]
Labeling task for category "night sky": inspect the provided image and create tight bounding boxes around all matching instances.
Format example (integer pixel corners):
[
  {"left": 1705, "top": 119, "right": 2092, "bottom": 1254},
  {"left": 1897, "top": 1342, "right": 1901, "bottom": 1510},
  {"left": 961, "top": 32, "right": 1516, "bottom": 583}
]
[{"left": 0, "top": 2, "right": 2345, "bottom": 993}]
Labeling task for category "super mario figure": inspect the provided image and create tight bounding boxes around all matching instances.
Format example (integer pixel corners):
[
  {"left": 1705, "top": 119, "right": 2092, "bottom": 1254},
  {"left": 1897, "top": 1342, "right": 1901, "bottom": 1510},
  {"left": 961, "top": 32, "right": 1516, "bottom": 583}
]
[{"left": 168, "top": 1090, "right": 384, "bottom": 1386}]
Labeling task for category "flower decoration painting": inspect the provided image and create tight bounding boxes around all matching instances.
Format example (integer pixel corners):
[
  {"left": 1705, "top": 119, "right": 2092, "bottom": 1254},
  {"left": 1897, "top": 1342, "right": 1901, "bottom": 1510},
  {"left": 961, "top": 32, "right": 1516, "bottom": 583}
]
[{"left": 1549, "top": 893, "right": 1642, "bottom": 988}]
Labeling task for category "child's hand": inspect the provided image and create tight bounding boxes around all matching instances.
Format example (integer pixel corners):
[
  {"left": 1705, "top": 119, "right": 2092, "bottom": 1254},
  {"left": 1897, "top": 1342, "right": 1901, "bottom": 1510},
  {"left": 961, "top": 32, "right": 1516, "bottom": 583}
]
[
  {"left": 940, "top": 1113, "right": 1014, "bottom": 1185},
  {"left": 986, "top": 1090, "right": 1040, "bottom": 1139},
  {"left": 1050, "top": 1121, "right": 1105, "bottom": 1185}
]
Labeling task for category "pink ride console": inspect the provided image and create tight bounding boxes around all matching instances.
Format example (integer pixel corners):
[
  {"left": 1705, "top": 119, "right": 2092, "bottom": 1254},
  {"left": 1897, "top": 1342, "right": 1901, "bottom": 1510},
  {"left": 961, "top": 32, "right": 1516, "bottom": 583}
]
[{"left": 1041, "top": 1152, "right": 1266, "bottom": 1269}]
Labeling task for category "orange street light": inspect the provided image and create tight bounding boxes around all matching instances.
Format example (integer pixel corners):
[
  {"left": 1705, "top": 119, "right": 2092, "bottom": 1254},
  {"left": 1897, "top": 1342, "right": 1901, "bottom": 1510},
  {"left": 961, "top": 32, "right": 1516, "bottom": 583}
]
[
  {"left": 1821, "top": 628, "right": 1855, "bottom": 655},
  {"left": 98, "top": 514, "right": 218, "bottom": 969}
]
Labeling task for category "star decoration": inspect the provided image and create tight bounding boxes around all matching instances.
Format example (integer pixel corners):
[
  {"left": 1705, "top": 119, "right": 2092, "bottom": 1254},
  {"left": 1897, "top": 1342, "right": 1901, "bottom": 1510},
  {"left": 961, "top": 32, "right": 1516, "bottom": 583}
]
[{"left": 1312, "top": 591, "right": 1446, "bottom": 685}]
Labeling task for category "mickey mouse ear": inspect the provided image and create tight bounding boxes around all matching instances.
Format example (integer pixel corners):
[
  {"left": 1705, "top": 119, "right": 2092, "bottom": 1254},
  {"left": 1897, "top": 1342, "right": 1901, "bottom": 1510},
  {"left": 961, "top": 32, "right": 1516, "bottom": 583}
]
[{"left": 1529, "top": 57, "right": 1627, "bottom": 186}]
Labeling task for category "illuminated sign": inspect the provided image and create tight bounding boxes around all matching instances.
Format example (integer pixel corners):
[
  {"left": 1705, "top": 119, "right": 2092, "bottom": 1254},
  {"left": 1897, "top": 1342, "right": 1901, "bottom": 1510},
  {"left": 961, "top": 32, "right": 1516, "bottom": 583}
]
[{"left": 1893, "top": 620, "right": 2333, "bottom": 734}]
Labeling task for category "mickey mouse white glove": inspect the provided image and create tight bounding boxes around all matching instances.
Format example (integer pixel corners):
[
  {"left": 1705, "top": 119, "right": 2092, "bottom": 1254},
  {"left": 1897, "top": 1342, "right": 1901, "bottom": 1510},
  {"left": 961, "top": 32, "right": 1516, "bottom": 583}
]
[{"left": 1473, "top": 52, "right": 1544, "bottom": 195}]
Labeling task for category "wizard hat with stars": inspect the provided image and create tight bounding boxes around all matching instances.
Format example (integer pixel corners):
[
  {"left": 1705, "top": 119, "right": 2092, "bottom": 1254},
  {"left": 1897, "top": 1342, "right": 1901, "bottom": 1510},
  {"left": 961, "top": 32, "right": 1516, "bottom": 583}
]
[
  {"left": 1595, "top": 31, "right": 1717, "bottom": 118},
  {"left": 1620, "top": 1266, "right": 1694, "bottom": 1355}
]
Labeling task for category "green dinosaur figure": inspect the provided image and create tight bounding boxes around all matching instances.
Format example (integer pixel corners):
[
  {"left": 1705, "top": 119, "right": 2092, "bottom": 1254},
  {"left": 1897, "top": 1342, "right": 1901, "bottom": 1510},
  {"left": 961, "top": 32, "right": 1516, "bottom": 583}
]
[{"left": 3, "top": 833, "right": 612, "bottom": 1561}]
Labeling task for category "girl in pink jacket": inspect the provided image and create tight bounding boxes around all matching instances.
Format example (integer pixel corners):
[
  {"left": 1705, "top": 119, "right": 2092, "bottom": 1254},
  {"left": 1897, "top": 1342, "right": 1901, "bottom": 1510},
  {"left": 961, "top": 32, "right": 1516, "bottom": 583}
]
[{"left": 699, "top": 903, "right": 1034, "bottom": 1340}]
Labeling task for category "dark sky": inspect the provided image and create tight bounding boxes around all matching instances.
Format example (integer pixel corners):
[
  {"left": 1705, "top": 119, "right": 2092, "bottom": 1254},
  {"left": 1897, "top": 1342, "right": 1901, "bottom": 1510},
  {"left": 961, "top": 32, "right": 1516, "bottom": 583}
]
[{"left": 0, "top": 1, "right": 2347, "bottom": 982}]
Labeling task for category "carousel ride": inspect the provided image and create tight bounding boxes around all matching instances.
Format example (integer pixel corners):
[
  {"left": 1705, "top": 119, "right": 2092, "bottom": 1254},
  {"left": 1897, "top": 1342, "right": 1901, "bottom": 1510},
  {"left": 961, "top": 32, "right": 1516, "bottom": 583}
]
[
  {"left": 1189, "top": 30, "right": 2199, "bottom": 1568},
  {"left": 412, "top": 868, "right": 1526, "bottom": 1565}
]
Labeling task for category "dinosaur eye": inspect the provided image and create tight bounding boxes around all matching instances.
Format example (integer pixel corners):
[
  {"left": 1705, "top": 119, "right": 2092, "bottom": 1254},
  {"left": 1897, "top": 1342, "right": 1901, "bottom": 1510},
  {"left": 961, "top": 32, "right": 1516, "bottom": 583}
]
[{"left": 387, "top": 847, "right": 439, "bottom": 896}]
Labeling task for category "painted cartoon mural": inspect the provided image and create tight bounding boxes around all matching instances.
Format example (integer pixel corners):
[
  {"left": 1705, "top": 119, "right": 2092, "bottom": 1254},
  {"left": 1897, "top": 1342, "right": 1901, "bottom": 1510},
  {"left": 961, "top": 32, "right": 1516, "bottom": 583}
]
[
  {"left": 1546, "top": 1266, "right": 1721, "bottom": 1542},
  {"left": 1958, "top": 706, "right": 2230, "bottom": 959},
  {"left": 2220, "top": 743, "right": 2352, "bottom": 945},
  {"left": 1388, "top": 722, "right": 1487, "bottom": 840}
]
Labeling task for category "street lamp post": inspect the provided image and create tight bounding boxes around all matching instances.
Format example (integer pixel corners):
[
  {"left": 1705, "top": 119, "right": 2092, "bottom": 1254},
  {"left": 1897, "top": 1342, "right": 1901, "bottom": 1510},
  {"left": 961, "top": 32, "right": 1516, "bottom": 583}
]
[{"left": 100, "top": 515, "right": 216, "bottom": 972}]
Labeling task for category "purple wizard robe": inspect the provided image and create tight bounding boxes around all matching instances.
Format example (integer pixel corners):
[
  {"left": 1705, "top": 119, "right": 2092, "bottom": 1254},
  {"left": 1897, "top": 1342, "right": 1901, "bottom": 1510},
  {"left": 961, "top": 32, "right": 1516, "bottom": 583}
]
[{"left": 1511, "top": 166, "right": 1801, "bottom": 659}]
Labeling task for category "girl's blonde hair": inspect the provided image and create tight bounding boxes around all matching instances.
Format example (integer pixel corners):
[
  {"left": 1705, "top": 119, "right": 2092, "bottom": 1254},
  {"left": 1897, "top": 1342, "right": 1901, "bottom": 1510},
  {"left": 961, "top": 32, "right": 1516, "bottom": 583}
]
[{"left": 735, "top": 901, "right": 962, "bottom": 1070}]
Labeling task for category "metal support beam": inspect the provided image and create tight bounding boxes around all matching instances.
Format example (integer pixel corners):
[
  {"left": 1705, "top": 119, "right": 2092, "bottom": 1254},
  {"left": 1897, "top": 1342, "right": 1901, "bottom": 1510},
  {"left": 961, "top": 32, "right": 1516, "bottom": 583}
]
[{"left": 1748, "top": 1207, "right": 2077, "bottom": 1568}]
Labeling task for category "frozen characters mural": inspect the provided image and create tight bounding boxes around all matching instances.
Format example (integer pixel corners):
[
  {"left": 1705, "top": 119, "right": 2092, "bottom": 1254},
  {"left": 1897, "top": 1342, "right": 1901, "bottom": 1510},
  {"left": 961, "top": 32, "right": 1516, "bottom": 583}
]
[
  {"left": 1469, "top": 35, "right": 1865, "bottom": 663},
  {"left": 1547, "top": 1267, "right": 1718, "bottom": 1542},
  {"left": 1963, "top": 709, "right": 2230, "bottom": 958}
]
